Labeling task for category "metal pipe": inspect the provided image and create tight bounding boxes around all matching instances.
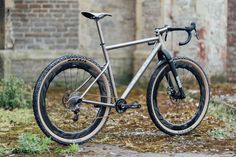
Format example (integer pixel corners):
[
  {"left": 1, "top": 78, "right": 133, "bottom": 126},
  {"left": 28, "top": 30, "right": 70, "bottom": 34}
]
[
  {"left": 80, "top": 63, "right": 109, "bottom": 98},
  {"left": 95, "top": 20, "right": 119, "bottom": 100},
  {"left": 121, "top": 43, "right": 162, "bottom": 99},
  {"left": 106, "top": 37, "right": 159, "bottom": 51},
  {"left": 82, "top": 99, "right": 115, "bottom": 107},
  {"left": 75, "top": 75, "right": 93, "bottom": 92}
]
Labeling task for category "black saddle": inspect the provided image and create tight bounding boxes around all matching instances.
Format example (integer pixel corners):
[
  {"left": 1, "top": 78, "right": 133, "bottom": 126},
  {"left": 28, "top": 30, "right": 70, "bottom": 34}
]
[{"left": 81, "top": 11, "right": 112, "bottom": 20}]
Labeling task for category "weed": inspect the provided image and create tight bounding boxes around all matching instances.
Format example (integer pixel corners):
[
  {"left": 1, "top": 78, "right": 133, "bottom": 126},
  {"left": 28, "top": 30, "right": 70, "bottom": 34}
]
[
  {"left": 0, "top": 147, "right": 6, "bottom": 156},
  {"left": 55, "top": 143, "right": 79, "bottom": 155},
  {"left": 14, "top": 132, "right": 52, "bottom": 154},
  {"left": 207, "top": 100, "right": 236, "bottom": 139},
  {"left": 0, "top": 77, "right": 32, "bottom": 110},
  {"left": 208, "top": 128, "right": 231, "bottom": 139}
]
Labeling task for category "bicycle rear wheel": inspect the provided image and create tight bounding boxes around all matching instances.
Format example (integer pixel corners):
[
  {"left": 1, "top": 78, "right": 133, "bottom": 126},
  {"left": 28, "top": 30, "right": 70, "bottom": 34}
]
[
  {"left": 33, "top": 55, "right": 111, "bottom": 144},
  {"left": 147, "top": 57, "right": 210, "bottom": 135}
]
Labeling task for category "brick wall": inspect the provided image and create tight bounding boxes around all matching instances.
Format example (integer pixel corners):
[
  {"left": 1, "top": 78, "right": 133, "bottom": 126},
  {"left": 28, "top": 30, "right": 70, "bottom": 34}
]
[
  {"left": 9, "top": 0, "right": 79, "bottom": 50},
  {"left": 0, "top": 0, "right": 234, "bottom": 83},
  {"left": 1, "top": 0, "right": 136, "bottom": 84},
  {"left": 79, "top": 0, "right": 136, "bottom": 84},
  {"left": 0, "top": 0, "right": 4, "bottom": 49},
  {"left": 227, "top": 0, "right": 236, "bottom": 82}
]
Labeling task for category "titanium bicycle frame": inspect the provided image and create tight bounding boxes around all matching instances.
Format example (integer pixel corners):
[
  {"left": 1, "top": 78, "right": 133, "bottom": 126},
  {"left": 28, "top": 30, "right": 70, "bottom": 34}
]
[{"left": 81, "top": 20, "right": 184, "bottom": 108}]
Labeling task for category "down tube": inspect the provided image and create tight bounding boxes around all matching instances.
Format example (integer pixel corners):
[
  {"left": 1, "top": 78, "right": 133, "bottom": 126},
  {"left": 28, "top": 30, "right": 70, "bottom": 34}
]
[{"left": 121, "top": 43, "right": 162, "bottom": 99}]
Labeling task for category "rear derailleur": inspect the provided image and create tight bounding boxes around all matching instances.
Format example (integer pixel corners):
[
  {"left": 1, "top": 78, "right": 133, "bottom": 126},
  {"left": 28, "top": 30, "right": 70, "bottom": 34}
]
[{"left": 62, "top": 91, "right": 82, "bottom": 122}]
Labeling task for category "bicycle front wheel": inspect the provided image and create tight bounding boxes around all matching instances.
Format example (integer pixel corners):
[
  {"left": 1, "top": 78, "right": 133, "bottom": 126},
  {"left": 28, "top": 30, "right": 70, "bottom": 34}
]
[
  {"left": 147, "top": 57, "right": 210, "bottom": 135},
  {"left": 33, "top": 55, "right": 111, "bottom": 144}
]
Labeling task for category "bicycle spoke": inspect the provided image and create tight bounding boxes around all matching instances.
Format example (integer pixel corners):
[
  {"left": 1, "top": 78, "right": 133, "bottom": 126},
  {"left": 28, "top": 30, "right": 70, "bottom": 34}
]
[
  {"left": 75, "top": 75, "right": 93, "bottom": 93},
  {"left": 63, "top": 71, "right": 68, "bottom": 90},
  {"left": 157, "top": 66, "right": 201, "bottom": 125}
]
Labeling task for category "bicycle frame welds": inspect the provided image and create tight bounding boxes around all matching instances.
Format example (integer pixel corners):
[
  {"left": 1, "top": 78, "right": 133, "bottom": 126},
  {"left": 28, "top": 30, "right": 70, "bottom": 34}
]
[{"left": 81, "top": 20, "right": 181, "bottom": 108}]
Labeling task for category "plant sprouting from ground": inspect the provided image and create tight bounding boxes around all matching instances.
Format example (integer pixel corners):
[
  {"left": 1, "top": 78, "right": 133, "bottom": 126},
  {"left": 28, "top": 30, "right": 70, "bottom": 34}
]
[
  {"left": 55, "top": 143, "right": 79, "bottom": 155},
  {"left": 14, "top": 132, "right": 52, "bottom": 154},
  {"left": 0, "top": 77, "right": 32, "bottom": 110},
  {"left": 208, "top": 128, "right": 231, "bottom": 139},
  {"left": 207, "top": 100, "right": 236, "bottom": 139}
]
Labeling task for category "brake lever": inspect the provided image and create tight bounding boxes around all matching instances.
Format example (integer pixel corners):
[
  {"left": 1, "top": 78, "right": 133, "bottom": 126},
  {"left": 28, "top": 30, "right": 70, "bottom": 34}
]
[
  {"left": 164, "top": 32, "right": 168, "bottom": 41},
  {"left": 191, "top": 22, "right": 199, "bottom": 40},
  {"left": 194, "top": 28, "right": 199, "bottom": 40}
]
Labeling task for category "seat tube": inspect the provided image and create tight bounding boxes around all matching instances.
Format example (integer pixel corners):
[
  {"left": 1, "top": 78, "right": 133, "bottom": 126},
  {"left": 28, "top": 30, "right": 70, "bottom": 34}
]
[{"left": 95, "top": 20, "right": 118, "bottom": 100}]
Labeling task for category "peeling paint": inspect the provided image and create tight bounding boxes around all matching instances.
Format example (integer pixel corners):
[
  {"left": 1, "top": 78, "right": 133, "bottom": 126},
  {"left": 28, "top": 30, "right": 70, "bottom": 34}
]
[
  {"left": 198, "top": 41, "right": 207, "bottom": 63},
  {"left": 198, "top": 27, "right": 207, "bottom": 40},
  {"left": 173, "top": 50, "right": 179, "bottom": 57},
  {"left": 220, "top": 46, "right": 227, "bottom": 65}
]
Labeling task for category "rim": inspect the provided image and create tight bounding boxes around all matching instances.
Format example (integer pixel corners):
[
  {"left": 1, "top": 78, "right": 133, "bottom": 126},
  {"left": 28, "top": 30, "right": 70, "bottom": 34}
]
[
  {"left": 36, "top": 59, "right": 110, "bottom": 143},
  {"left": 151, "top": 59, "right": 208, "bottom": 132}
]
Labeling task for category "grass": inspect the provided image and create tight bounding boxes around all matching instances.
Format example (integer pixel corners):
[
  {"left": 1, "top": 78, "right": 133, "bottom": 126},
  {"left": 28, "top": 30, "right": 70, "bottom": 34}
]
[
  {"left": 0, "top": 147, "right": 11, "bottom": 156},
  {"left": 207, "top": 100, "right": 236, "bottom": 139},
  {"left": 208, "top": 128, "right": 231, "bottom": 139},
  {"left": 0, "top": 77, "right": 32, "bottom": 110},
  {"left": 14, "top": 132, "right": 52, "bottom": 154},
  {"left": 0, "top": 108, "right": 33, "bottom": 131},
  {"left": 0, "top": 84, "right": 235, "bottom": 154},
  {"left": 55, "top": 143, "right": 79, "bottom": 155}
]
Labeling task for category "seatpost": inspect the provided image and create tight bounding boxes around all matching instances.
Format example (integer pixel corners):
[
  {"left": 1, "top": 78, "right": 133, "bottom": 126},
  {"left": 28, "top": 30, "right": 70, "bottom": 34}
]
[
  {"left": 95, "top": 21, "right": 105, "bottom": 45},
  {"left": 95, "top": 20, "right": 119, "bottom": 100},
  {"left": 95, "top": 20, "right": 109, "bottom": 62}
]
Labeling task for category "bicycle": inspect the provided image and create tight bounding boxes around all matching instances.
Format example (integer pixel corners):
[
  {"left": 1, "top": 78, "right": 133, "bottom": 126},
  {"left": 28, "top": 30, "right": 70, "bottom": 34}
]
[{"left": 33, "top": 12, "right": 210, "bottom": 145}]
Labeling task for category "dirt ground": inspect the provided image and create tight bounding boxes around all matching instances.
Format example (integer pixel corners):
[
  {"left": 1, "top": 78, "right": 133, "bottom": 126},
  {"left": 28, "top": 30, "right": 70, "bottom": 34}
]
[{"left": 0, "top": 83, "right": 236, "bottom": 156}]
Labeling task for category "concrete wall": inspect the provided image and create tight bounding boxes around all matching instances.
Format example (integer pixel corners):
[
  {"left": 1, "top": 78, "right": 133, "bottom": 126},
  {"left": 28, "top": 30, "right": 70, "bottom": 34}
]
[
  {"left": 0, "top": 50, "right": 80, "bottom": 82},
  {"left": 1, "top": 0, "right": 81, "bottom": 82},
  {"left": 1, "top": 0, "right": 136, "bottom": 84},
  {"left": 134, "top": 0, "right": 227, "bottom": 83},
  {"left": 0, "top": 0, "right": 233, "bottom": 84},
  {"left": 79, "top": 0, "right": 136, "bottom": 84}
]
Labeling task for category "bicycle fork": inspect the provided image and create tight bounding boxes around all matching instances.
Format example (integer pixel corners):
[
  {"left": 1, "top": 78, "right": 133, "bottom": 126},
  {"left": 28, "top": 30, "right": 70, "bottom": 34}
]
[{"left": 160, "top": 49, "right": 186, "bottom": 99}]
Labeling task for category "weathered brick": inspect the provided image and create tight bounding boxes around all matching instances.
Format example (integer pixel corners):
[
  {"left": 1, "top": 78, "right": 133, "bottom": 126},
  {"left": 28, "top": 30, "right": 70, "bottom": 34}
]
[
  {"left": 34, "top": 22, "right": 47, "bottom": 27},
  {"left": 227, "top": 0, "right": 236, "bottom": 82},
  {"left": 64, "top": 32, "right": 78, "bottom": 37},
  {"left": 42, "top": 4, "right": 53, "bottom": 8},
  {"left": 33, "top": 9, "right": 48, "bottom": 13},
  {"left": 65, "top": 45, "right": 78, "bottom": 49},
  {"left": 27, "top": 45, "right": 41, "bottom": 49},
  {"left": 15, "top": 4, "right": 28, "bottom": 9},
  {"left": 51, "top": 32, "right": 62, "bottom": 38},
  {"left": 25, "top": 32, "right": 50, "bottom": 37},
  {"left": 56, "top": 38, "right": 66, "bottom": 44},
  {"left": 44, "top": 27, "right": 56, "bottom": 32},
  {"left": 29, "top": 4, "right": 41, "bottom": 9}
]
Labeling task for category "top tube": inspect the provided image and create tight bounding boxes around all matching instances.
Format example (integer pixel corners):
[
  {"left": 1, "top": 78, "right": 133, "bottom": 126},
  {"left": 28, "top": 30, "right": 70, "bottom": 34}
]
[{"left": 106, "top": 37, "right": 159, "bottom": 51}]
